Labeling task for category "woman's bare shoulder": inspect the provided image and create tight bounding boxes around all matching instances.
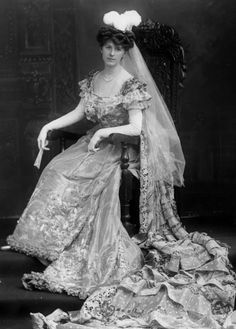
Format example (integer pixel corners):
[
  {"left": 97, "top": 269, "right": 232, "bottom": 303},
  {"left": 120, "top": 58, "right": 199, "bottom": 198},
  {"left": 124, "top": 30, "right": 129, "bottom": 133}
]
[{"left": 121, "top": 68, "right": 133, "bottom": 81}]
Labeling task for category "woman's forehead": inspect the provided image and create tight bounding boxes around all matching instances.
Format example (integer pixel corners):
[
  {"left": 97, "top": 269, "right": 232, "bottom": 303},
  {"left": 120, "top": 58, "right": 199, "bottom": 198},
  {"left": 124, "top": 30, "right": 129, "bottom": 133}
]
[{"left": 104, "top": 40, "right": 122, "bottom": 48}]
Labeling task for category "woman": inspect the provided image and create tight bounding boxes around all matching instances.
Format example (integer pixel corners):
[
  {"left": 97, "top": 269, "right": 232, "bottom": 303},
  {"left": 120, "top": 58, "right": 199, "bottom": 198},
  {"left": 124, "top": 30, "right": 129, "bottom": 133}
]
[
  {"left": 7, "top": 26, "right": 148, "bottom": 297},
  {"left": 9, "top": 10, "right": 236, "bottom": 329}
]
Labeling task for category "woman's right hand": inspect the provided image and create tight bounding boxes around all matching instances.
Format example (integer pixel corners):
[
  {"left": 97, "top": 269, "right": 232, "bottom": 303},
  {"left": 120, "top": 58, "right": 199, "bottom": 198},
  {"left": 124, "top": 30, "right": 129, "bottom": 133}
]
[{"left": 37, "top": 126, "right": 50, "bottom": 150}]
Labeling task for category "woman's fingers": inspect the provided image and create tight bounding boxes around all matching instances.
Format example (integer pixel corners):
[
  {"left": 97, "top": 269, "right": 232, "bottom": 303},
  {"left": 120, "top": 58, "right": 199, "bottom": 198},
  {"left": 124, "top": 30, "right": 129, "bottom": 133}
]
[
  {"left": 90, "top": 147, "right": 100, "bottom": 152},
  {"left": 88, "top": 136, "right": 101, "bottom": 153},
  {"left": 88, "top": 141, "right": 100, "bottom": 153},
  {"left": 41, "top": 140, "right": 50, "bottom": 151},
  {"left": 42, "top": 145, "right": 50, "bottom": 151},
  {"left": 44, "top": 140, "right": 50, "bottom": 150},
  {"left": 88, "top": 146, "right": 99, "bottom": 153},
  {"left": 37, "top": 136, "right": 50, "bottom": 151}
]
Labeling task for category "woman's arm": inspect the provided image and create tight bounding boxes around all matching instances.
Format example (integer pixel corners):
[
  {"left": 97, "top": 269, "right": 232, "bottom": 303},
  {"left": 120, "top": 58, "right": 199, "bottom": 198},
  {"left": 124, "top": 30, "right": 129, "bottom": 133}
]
[
  {"left": 88, "top": 109, "right": 142, "bottom": 152},
  {"left": 38, "top": 99, "right": 85, "bottom": 150},
  {"left": 103, "top": 109, "right": 142, "bottom": 136},
  {"left": 45, "top": 99, "right": 85, "bottom": 131}
]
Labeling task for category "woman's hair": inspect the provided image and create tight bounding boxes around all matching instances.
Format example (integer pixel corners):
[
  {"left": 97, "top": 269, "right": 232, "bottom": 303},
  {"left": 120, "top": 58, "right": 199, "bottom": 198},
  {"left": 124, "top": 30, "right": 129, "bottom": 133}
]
[{"left": 96, "top": 26, "right": 135, "bottom": 51}]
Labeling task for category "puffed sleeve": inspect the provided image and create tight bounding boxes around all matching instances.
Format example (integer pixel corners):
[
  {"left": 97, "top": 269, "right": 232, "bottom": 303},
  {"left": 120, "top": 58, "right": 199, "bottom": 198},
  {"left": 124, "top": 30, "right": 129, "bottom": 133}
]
[
  {"left": 78, "top": 71, "right": 96, "bottom": 98},
  {"left": 122, "top": 78, "right": 152, "bottom": 111},
  {"left": 78, "top": 78, "right": 89, "bottom": 98}
]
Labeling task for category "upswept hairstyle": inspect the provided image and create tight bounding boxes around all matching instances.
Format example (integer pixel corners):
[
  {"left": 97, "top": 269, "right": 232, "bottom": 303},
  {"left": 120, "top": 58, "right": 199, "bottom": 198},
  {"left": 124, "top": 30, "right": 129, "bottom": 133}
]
[{"left": 96, "top": 26, "right": 135, "bottom": 51}]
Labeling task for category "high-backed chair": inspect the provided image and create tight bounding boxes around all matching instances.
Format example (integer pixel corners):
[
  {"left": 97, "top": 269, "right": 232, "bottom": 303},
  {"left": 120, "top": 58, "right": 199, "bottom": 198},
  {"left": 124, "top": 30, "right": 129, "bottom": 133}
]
[{"left": 47, "top": 20, "right": 186, "bottom": 236}]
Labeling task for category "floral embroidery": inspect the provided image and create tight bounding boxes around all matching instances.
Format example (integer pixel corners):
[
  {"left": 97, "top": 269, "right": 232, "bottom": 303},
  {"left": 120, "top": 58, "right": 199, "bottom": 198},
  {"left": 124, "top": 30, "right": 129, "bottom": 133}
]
[
  {"left": 78, "top": 71, "right": 151, "bottom": 128},
  {"left": 8, "top": 70, "right": 236, "bottom": 329}
]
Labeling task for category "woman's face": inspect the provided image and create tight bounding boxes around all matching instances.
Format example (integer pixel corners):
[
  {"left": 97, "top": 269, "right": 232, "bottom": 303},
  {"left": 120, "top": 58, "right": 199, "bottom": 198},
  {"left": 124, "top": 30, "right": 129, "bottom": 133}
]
[{"left": 101, "top": 40, "right": 125, "bottom": 67}]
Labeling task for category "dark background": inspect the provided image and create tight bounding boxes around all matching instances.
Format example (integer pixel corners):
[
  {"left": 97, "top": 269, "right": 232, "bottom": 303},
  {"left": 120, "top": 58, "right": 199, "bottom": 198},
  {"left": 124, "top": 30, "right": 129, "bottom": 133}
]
[{"left": 0, "top": 0, "right": 235, "bottom": 220}]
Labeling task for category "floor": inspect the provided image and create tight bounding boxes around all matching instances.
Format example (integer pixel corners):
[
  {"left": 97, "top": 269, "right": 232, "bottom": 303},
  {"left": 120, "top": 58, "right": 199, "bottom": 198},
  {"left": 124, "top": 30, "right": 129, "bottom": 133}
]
[
  {"left": 0, "top": 218, "right": 83, "bottom": 329},
  {"left": 0, "top": 217, "right": 235, "bottom": 329}
]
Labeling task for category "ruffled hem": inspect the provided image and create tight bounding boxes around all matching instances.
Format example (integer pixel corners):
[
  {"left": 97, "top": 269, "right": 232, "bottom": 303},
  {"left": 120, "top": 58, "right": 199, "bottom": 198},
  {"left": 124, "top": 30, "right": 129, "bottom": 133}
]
[
  {"left": 30, "top": 310, "right": 236, "bottom": 329},
  {"left": 22, "top": 271, "right": 91, "bottom": 299},
  {"left": 7, "top": 235, "right": 59, "bottom": 262},
  {"left": 143, "top": 230, "right": 234, "bottom": 275},
  {"left": 30, "top": 309, "right": 70, "bottom": 329}
]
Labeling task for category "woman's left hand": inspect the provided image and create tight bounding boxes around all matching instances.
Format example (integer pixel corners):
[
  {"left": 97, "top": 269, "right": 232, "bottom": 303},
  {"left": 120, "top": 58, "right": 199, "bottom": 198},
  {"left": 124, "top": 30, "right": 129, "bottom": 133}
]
[{"left": 88, "top": 129, "right": 110, "bottom": 153}]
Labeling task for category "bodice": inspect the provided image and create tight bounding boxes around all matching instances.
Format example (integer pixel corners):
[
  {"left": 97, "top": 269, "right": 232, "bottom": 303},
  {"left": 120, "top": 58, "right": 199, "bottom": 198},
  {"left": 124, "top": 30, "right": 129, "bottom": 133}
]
[
  {"left": 78, "top": 71, "right": 151, "bottom": 128},
  {"left": 83, "top": 94, "right": 130, "bottom": 128}
]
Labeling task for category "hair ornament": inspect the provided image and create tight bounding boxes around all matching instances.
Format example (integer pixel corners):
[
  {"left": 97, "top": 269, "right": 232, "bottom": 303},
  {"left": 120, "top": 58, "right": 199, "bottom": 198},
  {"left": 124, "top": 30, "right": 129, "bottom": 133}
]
[{"left": 103, "top": 10, "right": 141, "bottom": 32}]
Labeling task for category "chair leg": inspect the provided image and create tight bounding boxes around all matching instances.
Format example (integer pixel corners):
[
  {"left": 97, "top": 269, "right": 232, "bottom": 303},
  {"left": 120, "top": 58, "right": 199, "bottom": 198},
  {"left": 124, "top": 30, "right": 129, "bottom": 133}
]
[
  {"left": 60, "top": 136, "right": 66, "bottom": 152},
  {"left": 120, "top": 143, "right": 136, "bottom": 236}
]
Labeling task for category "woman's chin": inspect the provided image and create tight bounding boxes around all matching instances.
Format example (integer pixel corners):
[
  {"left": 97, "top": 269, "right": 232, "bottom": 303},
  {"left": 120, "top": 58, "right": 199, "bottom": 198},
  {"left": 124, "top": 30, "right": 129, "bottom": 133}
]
[{"left": 105, "top": 60, "right": 117, "bottom": 66}]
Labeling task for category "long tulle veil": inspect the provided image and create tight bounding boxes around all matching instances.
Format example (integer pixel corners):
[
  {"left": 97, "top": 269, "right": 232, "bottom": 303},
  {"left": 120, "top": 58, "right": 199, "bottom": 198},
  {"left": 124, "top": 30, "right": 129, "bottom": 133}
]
[{"left": 122, "top": 42, "right": 185, "bottom": 187}]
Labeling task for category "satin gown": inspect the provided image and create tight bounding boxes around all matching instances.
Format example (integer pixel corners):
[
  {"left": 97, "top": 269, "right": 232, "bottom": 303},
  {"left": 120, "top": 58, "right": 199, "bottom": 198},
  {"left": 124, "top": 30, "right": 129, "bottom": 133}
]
[
  {"left": 7, "top": 73, "right": 150, "bottom": 297},
  {"left": 7, "top": 72, "right": 236, "bottom": 329}
]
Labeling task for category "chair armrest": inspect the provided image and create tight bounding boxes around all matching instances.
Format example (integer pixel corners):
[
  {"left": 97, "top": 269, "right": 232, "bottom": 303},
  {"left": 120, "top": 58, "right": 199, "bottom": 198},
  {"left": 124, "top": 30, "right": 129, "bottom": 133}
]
[
  {"left": 47, "top": 130, "right": 140, "bottom": 154},
  {"left": 109, "top": 133, "right": 140, "bottom": 145},
  {"left": 108, "top": 134, "right": 140, "bottom": 171},
  {"left": 47, "top": 129, "right": 82, "bottom": 141},
  {"left": 47, "top": 130, "right": 139, "bottom": 145},
  {"left": 47, "top": 129, "right": 83, "bottom": 152}
]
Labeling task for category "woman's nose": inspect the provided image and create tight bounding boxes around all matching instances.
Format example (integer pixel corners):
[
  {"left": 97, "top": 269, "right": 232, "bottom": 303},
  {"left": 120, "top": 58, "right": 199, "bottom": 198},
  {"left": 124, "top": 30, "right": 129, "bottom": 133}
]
[{"left": 110, "top": 48, "right": 115, "bottom": 56}]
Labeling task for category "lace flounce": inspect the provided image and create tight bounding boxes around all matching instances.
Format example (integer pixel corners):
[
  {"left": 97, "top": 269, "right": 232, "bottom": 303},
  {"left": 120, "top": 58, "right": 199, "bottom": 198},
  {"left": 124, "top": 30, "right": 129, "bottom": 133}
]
[{"left": 7, "top": 235, "right": 59, "bottom": 261}]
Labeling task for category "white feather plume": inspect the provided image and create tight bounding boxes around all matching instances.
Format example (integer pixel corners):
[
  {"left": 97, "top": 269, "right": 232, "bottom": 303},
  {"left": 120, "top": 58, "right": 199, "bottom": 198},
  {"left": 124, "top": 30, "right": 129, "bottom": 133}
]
[
  {"left": 103, "top": 10, "right": 142, "bottom": 31},
  {"left": 103, "top": 11, "right": 120, "bottom": 26}
]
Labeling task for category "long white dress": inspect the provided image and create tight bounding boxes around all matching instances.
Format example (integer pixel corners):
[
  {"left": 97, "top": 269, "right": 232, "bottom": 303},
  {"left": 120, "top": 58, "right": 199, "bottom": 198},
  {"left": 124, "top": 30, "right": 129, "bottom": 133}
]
[{"left": 7, "top": 72, "right": 236, "bottom": 329}]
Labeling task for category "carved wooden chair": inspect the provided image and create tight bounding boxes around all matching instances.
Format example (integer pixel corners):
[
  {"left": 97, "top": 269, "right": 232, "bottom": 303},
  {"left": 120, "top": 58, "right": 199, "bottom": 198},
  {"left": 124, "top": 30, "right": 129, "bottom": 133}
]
[{"left": 47, "top": 20, "right": 186, "bottom": 236}]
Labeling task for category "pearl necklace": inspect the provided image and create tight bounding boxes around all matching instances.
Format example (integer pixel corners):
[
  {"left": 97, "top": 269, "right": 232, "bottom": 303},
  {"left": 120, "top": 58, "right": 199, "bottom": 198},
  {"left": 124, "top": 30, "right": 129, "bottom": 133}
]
[
  {"left": 102, "top": 73, "right": 114, "bottom": 82},
  {"left": 102, "top": 70, "right": 122, "bottom": 82}
]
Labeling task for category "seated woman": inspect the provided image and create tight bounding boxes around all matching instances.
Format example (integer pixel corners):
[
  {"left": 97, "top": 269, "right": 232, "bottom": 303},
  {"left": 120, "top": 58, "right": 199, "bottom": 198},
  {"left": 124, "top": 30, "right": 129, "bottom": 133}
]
[
  {"left": 7, "top": 23, "right": 147, "bottom": 298},
  {"left": 7, "top": 10, "right": 236, "bottom": 329}
]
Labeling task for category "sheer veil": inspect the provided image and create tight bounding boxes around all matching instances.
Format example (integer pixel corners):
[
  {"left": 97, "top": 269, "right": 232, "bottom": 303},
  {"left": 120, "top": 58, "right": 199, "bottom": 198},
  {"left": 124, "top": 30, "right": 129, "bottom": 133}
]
[
  {"left": 34, "top": 12, "right": 186, "bottom": 186},
  {"left": 122, "top": 42, "right": 185, "bottom": 187}
]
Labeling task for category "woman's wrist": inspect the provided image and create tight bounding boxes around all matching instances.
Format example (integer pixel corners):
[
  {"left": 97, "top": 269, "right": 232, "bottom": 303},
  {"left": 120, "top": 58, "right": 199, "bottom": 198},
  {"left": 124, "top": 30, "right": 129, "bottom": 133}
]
[
  {"left": 103, "top": 128, "right": 113, "bottom": 137},
  {"left": 43, "top": 123, "right": 53, "bottom": 132},
  {"left": 96, "top": 128, "right": 111, "bottom": 139}
]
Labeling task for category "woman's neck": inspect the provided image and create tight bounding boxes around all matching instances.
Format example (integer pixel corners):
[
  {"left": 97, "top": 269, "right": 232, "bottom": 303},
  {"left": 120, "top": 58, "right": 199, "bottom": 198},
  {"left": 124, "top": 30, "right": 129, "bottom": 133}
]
[{"left": 103, "top": 64, "right": 123, "bottom": 76}]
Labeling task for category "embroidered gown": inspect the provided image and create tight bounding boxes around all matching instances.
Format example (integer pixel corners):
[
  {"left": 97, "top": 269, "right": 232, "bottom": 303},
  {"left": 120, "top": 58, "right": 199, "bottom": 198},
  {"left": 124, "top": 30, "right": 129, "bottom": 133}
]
[
  {"left": 7, "top": 73, "right": 149, "bottom": 297},
  {"left": 7, "top": 73, "right": 236, "bottom": 329}
]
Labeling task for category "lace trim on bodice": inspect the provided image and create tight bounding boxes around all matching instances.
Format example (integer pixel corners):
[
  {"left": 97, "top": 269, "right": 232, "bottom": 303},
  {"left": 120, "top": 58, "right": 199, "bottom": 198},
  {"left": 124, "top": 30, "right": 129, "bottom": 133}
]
[{"left": 78, "top": 71, "right": 152, "bottom": 125}]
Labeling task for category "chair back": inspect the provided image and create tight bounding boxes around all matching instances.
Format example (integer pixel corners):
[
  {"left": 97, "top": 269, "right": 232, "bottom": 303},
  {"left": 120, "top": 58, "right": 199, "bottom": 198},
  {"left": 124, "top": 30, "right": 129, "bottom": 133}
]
[{"left": 133, "top": 19, "right": 186, "bottom": 125}]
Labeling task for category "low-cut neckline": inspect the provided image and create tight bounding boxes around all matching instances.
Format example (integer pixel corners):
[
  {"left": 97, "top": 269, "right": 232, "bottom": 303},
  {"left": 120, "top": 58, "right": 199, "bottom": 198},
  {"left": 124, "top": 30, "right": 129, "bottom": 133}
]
[{"left": 91, "top": 71, "right": 134, "bottom": 99}]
